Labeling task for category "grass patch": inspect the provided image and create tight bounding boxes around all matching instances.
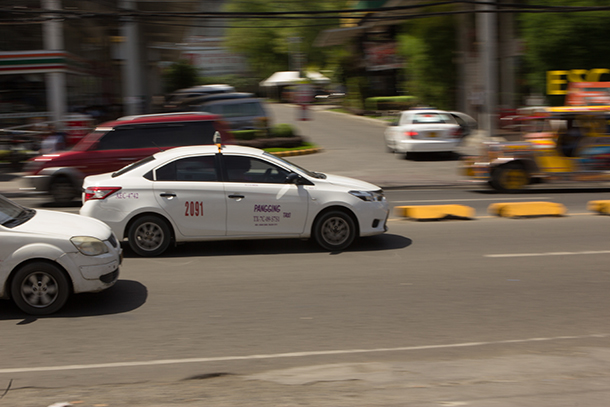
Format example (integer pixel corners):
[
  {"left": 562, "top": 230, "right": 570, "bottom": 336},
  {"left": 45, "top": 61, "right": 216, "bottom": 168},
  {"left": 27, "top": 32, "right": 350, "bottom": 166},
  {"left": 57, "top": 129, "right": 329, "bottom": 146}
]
[{"left": 264, "top": 142, "right": 318, "bottom": 153}]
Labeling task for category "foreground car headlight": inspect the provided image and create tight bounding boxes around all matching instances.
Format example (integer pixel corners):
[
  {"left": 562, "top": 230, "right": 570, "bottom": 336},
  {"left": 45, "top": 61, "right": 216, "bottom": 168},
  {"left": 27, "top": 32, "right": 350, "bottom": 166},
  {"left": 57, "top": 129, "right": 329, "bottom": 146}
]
[
  {"left": 70, "top": 236, "right": 109, "bottom": 256},
  {"left": 349, "top": 190, "right": 385, "bottom": 202}
]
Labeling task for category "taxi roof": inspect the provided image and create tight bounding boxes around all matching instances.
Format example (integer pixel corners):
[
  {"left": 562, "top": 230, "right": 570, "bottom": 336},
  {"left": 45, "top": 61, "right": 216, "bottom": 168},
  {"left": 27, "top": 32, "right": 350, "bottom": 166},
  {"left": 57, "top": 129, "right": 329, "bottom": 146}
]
[
  {"left": 97, "top": 112, "right": 221, "bottom": 129},
  {"left": 152, "top": 144, "right": 267, "bottom": 159}
]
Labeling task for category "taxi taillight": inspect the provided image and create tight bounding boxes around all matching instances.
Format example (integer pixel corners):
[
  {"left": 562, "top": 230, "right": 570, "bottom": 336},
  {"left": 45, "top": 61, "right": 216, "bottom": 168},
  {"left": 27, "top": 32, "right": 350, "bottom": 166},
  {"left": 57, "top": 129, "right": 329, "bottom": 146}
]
[
  {"left": 405, "top": 131, "right": 418, "bottom": 138},
  {"left": 84, "top": 186, "right": 121, "bottom": 202}
]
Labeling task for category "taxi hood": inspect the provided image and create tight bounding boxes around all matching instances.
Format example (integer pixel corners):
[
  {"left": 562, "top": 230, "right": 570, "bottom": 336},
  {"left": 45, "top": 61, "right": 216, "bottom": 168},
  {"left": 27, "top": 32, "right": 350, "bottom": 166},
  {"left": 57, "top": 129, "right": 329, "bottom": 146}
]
[
  {"left": 14, "top": 209, "right": 111, "bottom": 240},
  {"left": 321, "top": 173, "right": 381, "bottom": 191}
]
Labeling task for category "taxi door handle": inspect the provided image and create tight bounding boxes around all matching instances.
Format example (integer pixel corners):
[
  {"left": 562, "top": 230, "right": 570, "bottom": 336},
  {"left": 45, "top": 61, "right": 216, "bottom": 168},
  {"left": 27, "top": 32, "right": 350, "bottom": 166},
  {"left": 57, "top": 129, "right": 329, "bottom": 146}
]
[
  {"left": 228, "top": 194, "right": 244, "bottom": 199},
  {"left": 160, "top": 193, "right": 176, "bottom": 198}
]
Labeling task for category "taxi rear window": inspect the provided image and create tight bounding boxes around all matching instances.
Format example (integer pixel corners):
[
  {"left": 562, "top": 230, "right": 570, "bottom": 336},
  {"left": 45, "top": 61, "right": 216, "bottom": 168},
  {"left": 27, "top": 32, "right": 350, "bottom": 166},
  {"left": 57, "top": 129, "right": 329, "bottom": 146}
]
[{"left": 113, "top": 155, "right": 156, "bottom": 177}]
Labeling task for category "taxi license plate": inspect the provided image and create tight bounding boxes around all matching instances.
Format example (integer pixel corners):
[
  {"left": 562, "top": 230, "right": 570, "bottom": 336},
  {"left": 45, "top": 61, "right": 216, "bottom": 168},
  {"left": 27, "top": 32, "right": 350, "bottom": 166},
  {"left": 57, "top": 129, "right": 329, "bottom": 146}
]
[{"left": 428, "top": 132, "right": 437, "bottom": 138}]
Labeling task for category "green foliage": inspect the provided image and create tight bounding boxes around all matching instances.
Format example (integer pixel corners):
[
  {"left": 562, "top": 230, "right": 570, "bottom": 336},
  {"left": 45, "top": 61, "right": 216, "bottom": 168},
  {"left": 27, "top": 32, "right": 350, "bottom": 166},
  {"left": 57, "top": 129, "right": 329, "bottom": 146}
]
[
  {"left": 365, "top": 96, "right": 417, "bottom": 111},
  {"left": 396, "top": 7, "right": 457, "bottom": 110},
  {"left": 223, "top": 0, "right": 350, "bottom": 80},
  {"left": 520, "top": 0, "right": 610, "bottom": 95},
  {"left": 232, "top": 130, "right": 258, "bottom": 140},
  {"left": 270, "top": 123, "right": 295, "bottom": 138},
  {"left": 163, "top": 60, "right": 199, "bottom": 93},
  {"left": 345, "top": 77, "right": 365, "bottom": 111}
]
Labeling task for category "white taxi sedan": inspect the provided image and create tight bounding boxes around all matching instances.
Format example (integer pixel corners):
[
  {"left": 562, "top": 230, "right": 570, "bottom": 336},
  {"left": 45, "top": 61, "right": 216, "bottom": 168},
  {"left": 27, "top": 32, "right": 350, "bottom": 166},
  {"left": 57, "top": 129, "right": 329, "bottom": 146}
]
[
  {"left": 0, "top": 194, "right": 121, "bottom": 315},
  {"left": 80, "top": 145, "right": 389, "bottom": 256}
]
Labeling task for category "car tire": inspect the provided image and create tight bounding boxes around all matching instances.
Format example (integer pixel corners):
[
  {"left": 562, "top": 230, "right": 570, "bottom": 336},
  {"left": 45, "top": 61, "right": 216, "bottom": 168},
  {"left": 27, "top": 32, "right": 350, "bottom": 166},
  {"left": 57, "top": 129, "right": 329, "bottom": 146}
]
[
  {"left": 50, "top": 176, "right": 78, "bottom": 204},
  {"left": 128, "top": 215, "right": 172, "bottom": 257},
  {"left": 11, "top": 262, "right": 70, "bottom": 315},
  {"left": 313, "top": 210, "right": 356, "bottom": 251},
  {"left": 490, "top": 162, "right": 529, "bottom": 193}
]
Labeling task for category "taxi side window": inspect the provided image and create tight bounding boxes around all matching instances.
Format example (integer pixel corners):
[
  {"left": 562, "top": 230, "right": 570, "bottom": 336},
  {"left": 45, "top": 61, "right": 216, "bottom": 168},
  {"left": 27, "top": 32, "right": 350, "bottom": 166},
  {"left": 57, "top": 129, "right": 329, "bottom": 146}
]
[
  {"left": 156, "top": 155, "right": 218, "bottom": 182},
  {"left": 224, "top": 156, "right": 289, "bottom": 183}
]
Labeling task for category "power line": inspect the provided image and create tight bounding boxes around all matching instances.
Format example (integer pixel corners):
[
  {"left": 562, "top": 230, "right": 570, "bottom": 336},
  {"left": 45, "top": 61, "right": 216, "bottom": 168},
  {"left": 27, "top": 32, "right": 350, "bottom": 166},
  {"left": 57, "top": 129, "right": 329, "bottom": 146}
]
[{"left": 1, "top": 1, "right": 609, "bottom": 25}]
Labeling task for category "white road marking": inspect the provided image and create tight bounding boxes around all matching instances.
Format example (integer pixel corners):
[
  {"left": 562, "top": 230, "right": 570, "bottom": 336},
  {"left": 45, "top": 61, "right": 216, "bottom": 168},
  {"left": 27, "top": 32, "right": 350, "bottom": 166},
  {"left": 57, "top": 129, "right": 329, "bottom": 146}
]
[
  {"left": 0, "top": 333, "right": 607, "bottom": 374},
  {"left": 486, "top": 250, "right": 610, "bottom": 258},
  {"left": 393, "top": 197, "right": 550, "bottom": 203}
]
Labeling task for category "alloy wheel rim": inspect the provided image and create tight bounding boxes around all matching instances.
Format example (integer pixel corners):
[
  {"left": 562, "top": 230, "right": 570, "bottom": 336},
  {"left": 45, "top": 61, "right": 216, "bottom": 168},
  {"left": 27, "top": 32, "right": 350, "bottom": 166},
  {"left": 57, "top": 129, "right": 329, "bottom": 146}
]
[
  {"left": 322, "top": 217, "right": 349, "bottom": 245},
  {"left": 20, "top": 272, "right": 59, "bottom": 308},
  {"left": 135, "top": 222, "right": 164, "bottom": 251}
]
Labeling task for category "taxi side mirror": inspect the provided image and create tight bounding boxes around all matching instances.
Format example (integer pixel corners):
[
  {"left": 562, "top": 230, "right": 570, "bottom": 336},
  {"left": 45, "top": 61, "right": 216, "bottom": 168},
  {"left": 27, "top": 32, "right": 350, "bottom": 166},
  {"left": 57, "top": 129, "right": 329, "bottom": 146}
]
[{"left": 286, "top": 172, "right": 313, "bottom": 185}]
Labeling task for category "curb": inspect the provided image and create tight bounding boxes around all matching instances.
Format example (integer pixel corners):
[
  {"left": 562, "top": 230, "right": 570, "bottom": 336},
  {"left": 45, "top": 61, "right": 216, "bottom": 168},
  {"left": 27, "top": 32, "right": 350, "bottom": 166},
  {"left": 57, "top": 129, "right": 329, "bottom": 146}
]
[
  {"left": 394, "top": 204, "right": 474, "bottom": 220},
  {"left": 394, "top": 200, "right": 597, "bottom": 220},
  {"left": 588, "top": 200, "right": 610, "bottom": 215},
  {"left": 488, "top": 202, "right": 566, "bottom": 218}
]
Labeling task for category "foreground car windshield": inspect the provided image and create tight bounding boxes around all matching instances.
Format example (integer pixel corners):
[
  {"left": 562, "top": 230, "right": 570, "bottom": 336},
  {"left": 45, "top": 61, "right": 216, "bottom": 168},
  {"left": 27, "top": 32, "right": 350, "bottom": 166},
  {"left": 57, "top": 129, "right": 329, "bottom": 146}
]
[{"left": 0, "top": 194, "right": 35, "bottom": 228}]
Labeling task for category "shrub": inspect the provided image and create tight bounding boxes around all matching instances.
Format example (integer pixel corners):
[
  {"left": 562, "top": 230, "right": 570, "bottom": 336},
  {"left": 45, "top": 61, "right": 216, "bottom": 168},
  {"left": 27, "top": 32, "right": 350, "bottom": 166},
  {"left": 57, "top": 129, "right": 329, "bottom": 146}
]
[
  {"left": 270, "top": 123, "right": 295, "bottom": 138},
  {"left": 232, "top": 130, "right": 258, "bottom": 141},
  {"left": 365, "top": 96, "right": 418, "bottom": 111}
]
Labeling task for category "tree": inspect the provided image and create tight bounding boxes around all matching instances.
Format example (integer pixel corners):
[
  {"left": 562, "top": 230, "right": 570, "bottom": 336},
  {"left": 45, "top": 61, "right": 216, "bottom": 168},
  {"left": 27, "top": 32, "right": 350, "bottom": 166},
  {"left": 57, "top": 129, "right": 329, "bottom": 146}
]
[
  {"left": 520, "top": 0, "right": 610, "bottom": 100},
  {"left": 396, "top": 8, "right": 457, "bottom": 110},
  {"left": 163, "top": 60, "right": 200, "bottom": 93},
  {"left": 223, "top": 0, "right": 349, "bottom": 80}
]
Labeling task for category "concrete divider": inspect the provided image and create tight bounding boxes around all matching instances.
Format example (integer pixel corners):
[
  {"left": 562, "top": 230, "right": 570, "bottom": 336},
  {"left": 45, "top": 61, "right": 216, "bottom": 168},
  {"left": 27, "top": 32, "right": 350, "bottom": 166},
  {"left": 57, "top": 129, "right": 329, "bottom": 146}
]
[
  {"left": 394, "top": 204, "right": 474, "bottom": 220},
  {"left": 587, "top": 200, "right": 610, "bottom": 215},
  {"left": 488, "top": 201, "right": 566, "bottom": 218}
]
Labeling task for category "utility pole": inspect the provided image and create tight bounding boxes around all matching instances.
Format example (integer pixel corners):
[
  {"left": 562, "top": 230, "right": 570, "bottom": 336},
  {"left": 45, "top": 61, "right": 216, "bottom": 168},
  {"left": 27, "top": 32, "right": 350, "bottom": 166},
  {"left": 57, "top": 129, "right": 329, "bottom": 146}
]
[
  {"left": 477, "top": 1, "right": 497, "bottom": 137},
  {"left": 42, "top": 0, "right": 66, "bottom": 127},
  {"left": 120, "top": 0, "right": 143, "bottom": 116}
]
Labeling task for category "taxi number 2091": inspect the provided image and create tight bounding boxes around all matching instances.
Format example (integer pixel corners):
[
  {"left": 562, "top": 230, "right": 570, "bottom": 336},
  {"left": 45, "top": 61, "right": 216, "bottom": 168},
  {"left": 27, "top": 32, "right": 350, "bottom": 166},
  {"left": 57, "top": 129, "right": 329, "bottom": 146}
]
[{"left": 185, "top": 201, "right": 204, "bottom": 216}]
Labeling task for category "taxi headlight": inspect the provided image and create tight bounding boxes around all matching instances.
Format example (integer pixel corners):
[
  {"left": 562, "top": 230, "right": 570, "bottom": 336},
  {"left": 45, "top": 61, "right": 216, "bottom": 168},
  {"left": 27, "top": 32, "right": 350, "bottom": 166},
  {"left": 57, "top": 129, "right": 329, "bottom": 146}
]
[
  {"left": 349, "top": 190, "right": 385, "bottom": 202},
  {"left": 70, "top": 236, "right": 109, "bottom": 256}
]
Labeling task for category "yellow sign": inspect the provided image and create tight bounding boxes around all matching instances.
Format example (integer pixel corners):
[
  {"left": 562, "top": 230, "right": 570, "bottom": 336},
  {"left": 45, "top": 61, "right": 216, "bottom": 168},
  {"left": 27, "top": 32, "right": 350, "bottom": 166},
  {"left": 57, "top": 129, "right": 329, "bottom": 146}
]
[{"left": 547, "top": 69, "right": 610, "bottom": 95}]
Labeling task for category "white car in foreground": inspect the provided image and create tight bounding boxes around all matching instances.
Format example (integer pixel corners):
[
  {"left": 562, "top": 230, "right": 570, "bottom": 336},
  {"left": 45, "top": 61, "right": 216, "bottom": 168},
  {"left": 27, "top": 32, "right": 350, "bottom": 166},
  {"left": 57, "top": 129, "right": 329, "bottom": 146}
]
[
  {"left": 80, "top": 144, "right": 389, "bottom": 256},
  {"left": 385, "top": 109, "right": 475, "bottom": 156},
  {"left": 0, "top": 194, "right": 121, "bottom": 315}
]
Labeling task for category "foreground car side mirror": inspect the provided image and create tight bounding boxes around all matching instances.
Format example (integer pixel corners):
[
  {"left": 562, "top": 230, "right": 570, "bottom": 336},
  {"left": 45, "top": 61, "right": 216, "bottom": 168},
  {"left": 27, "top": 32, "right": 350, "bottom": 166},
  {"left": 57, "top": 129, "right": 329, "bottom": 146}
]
[{"left": 286, "top": 172, "right": 314, "bottom": 185}]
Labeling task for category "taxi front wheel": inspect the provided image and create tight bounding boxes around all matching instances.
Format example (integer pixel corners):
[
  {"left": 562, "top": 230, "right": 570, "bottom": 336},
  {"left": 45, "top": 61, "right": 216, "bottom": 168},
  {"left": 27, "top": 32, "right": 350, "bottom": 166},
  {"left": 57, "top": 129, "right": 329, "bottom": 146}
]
[
  {"left": 128, "top": 215, "right": 171, "bottom": 257},
  {"left": 313, "top": 210, "right": 356, "bottom": 251}
]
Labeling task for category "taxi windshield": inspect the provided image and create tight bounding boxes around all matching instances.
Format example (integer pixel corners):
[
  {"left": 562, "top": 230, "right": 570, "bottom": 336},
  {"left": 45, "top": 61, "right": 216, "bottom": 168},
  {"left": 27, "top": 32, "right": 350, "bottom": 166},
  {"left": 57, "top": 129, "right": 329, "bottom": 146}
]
[
  {"left": 0, "top": 194, "right": 35, "bottom": 228},
  {"left": 263, "top": 152, "right": 326, "bottom": 179}
]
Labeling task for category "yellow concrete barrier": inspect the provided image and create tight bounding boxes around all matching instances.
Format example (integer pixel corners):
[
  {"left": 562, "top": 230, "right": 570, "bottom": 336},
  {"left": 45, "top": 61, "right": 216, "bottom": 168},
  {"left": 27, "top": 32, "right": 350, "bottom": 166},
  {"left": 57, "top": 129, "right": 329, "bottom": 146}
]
[
  {"left": 588, "top": 200, "right": 610, "bottom": 215},
  {"left": 394, "top": 205, "right": 475, "bottom": 220},
  {"left": 488, "top": 201, "right": 566, "bottom": 218}
]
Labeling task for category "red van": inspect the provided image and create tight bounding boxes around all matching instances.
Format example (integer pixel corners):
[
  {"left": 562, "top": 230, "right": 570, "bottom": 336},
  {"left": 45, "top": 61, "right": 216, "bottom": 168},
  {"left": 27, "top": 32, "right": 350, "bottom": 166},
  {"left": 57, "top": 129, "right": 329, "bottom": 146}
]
[{"left": 22, "top": 112, "right": 234, "bottom": 203}]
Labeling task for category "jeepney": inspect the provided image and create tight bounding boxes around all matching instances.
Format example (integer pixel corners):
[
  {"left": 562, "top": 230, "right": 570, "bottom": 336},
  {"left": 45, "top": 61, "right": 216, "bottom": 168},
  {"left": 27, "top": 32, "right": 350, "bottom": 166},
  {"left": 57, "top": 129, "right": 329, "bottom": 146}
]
[{"left": 462, "top": 106, "right": 610, "bottom": 192}]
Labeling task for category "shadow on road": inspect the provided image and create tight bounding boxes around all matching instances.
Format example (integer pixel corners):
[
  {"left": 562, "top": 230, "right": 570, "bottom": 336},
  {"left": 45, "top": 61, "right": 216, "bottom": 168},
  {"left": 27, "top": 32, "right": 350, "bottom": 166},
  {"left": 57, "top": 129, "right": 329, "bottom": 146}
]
[
  {"left": 121, "top": 234, "right": 412, "bottom": 259},
  {"left": 40, "top": 200, "right": 82, "bottom": 208},
  {"left": 0, "top": 280, "right": 147, "bottom": 323},
  {"left": 403, "top": 152, "right": 461, "bottom": 162},
  {"left": 471, "top": 186, "right": 610, "bottom": 195}
]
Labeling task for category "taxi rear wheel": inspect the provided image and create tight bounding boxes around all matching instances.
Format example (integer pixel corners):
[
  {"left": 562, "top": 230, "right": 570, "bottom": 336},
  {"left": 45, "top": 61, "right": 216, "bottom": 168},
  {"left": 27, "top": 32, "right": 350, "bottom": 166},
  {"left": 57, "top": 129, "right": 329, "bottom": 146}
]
[
  {"left": 50, "top": 176, "right": 78, "bottom": 204},
  {"left": 490, "top": 162, "right": 530, "bottom": 193},
  {"left": 128, "top": 215, "right": 171, "bottom": 257},
  {"left": 313, "top": 210, "right": 356, "bottom": 251},
  {"left": 11, "top": 262, "right": 70, "bottom": 315}
]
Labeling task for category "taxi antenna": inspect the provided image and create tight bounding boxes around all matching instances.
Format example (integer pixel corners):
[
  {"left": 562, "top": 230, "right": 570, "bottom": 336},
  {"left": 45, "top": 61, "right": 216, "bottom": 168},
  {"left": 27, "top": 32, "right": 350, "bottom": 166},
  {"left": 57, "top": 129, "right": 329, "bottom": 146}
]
[{"left": 213, "top": 131, "right": 223, "bottom": 152}]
